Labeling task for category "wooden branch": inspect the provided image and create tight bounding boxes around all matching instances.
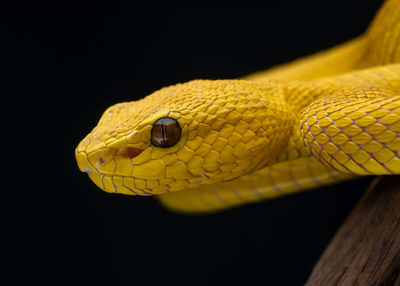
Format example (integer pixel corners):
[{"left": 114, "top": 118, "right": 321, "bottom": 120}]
[{"left": 305, "top": 176, "right": 400, "bottom": 286}]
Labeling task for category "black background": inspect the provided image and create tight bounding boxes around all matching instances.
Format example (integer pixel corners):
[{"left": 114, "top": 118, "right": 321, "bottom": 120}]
[{"left": 4, "top": 0, "right": 384, "bottom": 285}]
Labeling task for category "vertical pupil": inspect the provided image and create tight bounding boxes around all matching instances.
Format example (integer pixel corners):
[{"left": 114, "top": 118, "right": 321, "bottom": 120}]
[
  {"left": 161, "top": 124, "right": 166, "bottom": 142},
  {"left": 151, "top": 117, "right": 181, "bottom": 148}
]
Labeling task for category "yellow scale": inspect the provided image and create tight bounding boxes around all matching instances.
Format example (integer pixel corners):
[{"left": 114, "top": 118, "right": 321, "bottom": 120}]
[{"left": 76, "top": 0, "right": 400, "bottom": 213}]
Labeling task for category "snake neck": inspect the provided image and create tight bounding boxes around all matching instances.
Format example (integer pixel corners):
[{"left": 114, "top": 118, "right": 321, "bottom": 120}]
[
  {"left": 260, "top": 81, "right": 323, "bottom": 165},
  {"left": 269, "top": 62, "right": 400, "bottom": 165},
  {"left": 271, "top": 80, "right": 343, "bottom": 164},
  {"left": 245, "top": 0, "right": 400, "bottom": 167}
]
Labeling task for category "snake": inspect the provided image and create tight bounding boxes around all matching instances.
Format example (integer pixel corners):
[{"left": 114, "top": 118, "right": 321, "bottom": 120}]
[{"left": 76, "top": 0, "right": 400, "bottom": 214}]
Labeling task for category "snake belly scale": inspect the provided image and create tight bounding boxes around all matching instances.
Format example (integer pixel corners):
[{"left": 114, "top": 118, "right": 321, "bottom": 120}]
[{"left": 76, "top": 0, "right": 400, "bottom": 213}]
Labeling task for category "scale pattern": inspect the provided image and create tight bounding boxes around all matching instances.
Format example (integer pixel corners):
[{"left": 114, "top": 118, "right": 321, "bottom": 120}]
[
  {"left": 301, "top": 86, "right": 400, "bottom": 175},
  {"left": 76, "top": 0, "right": 400, "bottom": 213},
  {"left": 158, "top": 157, "right": 353, "bottom": 213},
  {"left": 76, "top": 80, "right": 296, "bottom": 195},
  {"left": 158, "top": 64, "right": 400, "bottom": 213}
]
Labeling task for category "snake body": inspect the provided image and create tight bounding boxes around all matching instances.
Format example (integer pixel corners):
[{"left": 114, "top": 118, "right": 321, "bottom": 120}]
[{"left": 76, "top": 0, "right": 400, "bottom": 213}]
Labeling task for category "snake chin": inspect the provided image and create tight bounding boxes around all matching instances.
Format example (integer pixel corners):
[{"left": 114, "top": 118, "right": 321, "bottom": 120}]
[{"left": 86, "top": 173, "right": 155, "bottom": 196}]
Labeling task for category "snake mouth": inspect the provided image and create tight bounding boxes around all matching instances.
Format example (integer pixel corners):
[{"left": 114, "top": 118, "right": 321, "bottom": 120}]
[
  {"left": 76, "top": 148, "right": 163, "bottom": 196},
  {"left": 86, "top": 172, "right": 155, "bottom": 196},
  {"left": 76, "top": 146, "right": 170, "bottom": 196}
]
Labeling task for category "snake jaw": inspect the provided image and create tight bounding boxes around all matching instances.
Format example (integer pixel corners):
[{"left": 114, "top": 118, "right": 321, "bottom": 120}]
[
  {"left": 76, "top": 149, "right": 94, "bottom": 173},
  {"left": 76, "top": 137, "right": 148, "bottom": 175}
]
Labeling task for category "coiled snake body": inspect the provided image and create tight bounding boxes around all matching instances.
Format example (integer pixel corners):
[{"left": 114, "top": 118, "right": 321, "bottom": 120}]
[{"left": 76, "top": 0, "right": 400, "bottom": 213}]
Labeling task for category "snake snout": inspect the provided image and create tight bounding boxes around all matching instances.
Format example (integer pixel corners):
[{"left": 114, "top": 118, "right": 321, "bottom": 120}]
[{"left": 75, "top": 149, "right": 96, "bottom": 174}]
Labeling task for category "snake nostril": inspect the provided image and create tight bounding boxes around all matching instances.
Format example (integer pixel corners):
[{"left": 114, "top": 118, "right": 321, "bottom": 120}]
[{"left": 98, "top": 157, "right": 106, "bottom": 165}]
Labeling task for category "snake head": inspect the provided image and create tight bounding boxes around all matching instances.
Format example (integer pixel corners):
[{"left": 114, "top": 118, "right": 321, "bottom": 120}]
[{"left": 76, "top": 79, "right": 295, "bottom": 195}]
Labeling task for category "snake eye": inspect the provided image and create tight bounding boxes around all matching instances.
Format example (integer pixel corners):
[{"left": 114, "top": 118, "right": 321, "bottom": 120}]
[{"left": 151, "top": 117, "right": 181, "bottom": 148}]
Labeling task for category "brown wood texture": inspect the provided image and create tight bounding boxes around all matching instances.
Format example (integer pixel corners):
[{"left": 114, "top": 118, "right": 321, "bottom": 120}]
[{"left": 305, "top": 176, "right": 400, "bottom": 286}]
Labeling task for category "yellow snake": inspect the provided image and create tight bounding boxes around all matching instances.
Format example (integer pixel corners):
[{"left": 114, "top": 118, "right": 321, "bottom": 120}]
[{"left": 76, "top": 0, "right": 400, "bottom": 214}]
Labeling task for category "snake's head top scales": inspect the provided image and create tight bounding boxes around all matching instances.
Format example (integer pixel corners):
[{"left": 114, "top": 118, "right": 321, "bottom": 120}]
[{"left": 75, "top": 79, "right": 295, "bottom": 195}]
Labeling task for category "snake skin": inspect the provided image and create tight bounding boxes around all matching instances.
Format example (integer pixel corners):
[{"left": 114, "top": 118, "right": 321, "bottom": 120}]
[{"left": 76, "top": 0, "right": 400, "bottom": 213}]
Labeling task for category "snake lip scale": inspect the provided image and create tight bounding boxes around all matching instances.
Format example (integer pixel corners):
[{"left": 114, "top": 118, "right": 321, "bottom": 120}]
[{"left": 76, "top": 0, "right": 400, "bottom": 213}]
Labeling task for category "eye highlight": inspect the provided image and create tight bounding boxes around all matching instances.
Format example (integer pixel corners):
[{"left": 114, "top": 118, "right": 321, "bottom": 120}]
[{"left": 151, "top": 117, "right": 181, "bottom": 148}]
